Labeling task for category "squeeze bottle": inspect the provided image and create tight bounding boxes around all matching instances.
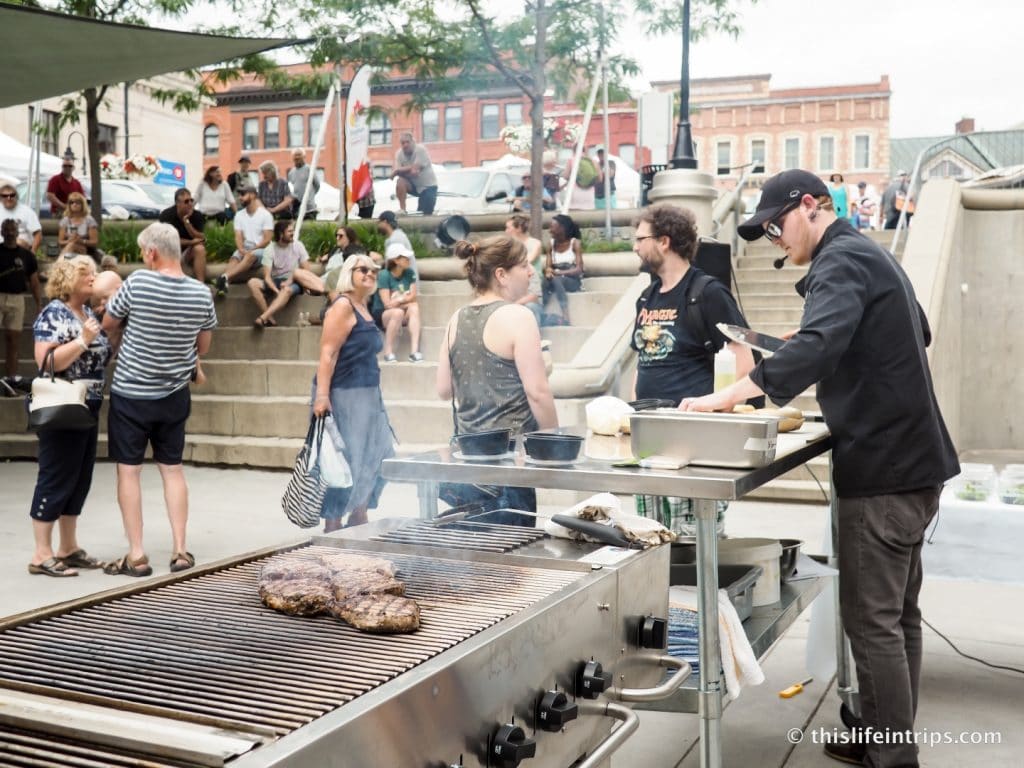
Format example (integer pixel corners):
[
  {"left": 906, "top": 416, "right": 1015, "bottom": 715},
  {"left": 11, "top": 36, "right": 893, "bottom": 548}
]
[{"left": 714, "top": 346, "right": 736, "bottom": 391}]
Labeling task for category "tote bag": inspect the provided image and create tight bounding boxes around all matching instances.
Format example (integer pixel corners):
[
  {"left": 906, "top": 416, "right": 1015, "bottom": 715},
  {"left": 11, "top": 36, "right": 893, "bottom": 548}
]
[
  {"left": 282, "top": 416, "right": 328, "bottom": 528},
  {"left": 27, "top": 348, "right": 96, "bottom": 432}
]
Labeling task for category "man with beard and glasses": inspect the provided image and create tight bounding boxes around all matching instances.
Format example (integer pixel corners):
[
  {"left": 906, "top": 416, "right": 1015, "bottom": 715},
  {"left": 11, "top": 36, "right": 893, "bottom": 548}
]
[{"left": 629, "top": 204, "right": 755, "bottom": 536}]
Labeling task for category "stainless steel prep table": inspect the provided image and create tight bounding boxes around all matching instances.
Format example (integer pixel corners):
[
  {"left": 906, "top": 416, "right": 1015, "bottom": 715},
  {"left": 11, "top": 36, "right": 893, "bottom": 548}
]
[{"left": 381, "top": 423, "right": 832, "bottom": 768}]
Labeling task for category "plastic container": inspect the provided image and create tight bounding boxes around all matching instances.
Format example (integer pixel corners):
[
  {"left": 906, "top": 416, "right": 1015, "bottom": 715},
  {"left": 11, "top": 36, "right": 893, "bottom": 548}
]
[
  {"left": 998, "top": 464, "right": 1024, "bottom": 505},
  {"left": 714, "top": 346, "right": 736, "bottom": 391},
  {"left": 951, "top": 463, "right": 997, "bottom": 502},
  {"left": 716, "top": 538, "right": 782, "bottom": 606}
]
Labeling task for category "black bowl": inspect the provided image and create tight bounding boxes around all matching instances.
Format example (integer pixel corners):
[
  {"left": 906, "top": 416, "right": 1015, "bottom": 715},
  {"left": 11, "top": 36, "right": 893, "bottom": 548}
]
[
  {"left": 523, "top": 432, "right": 584, "bottom": 462},
  {"left": 454, "top": 428, "right": 512, "bottom": 457},
  {"left": 779, "top": 538, "right": 802, "bottom": 581}
]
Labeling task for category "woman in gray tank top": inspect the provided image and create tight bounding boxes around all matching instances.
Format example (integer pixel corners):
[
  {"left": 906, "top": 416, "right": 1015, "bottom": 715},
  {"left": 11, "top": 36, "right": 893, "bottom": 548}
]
[{"left": 436, "top": 235, "right": 557, "bottom": 522}]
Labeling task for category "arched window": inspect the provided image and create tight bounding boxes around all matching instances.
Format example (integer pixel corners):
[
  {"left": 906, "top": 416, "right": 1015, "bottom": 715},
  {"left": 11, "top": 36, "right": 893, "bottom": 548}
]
[{"left": 203, "top": 124, "right": 220, "bottom": 155}]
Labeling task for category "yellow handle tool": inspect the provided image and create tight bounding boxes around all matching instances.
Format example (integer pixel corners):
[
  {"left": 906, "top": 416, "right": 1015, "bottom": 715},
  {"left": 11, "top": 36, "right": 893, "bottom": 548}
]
[{"left": 778, "top": 677, "right": 813, "bottom": 698}]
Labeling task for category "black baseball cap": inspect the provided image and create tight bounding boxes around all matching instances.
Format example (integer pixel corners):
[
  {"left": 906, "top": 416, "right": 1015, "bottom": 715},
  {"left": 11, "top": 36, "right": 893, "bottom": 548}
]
[
  {"left": 238, "top": 155, "right": 252, "bottom": 163},
  {"left": 737, "top": 170, "right": 830, "bottom": 241},
  {"left": 378, "top": 210, "right": 397, "bottom": 227}
]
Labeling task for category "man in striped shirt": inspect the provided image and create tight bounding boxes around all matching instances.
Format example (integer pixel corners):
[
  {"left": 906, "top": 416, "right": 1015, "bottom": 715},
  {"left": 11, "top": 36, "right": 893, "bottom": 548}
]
[{"left": 101, "top": 222, "right": 217, "bottom": 577}]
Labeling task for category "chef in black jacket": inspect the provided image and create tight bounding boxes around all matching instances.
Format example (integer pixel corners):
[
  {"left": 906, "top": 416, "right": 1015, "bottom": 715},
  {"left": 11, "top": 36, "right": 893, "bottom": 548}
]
[{"left": 681, "top": 169, "right": 959, "bottom": 768}]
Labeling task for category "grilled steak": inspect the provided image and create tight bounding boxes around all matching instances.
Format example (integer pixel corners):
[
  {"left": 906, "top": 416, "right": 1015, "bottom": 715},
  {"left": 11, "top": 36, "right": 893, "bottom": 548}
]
[
  {"left": 260, "top": 576, "right": 334, "bottom": 616},
  {"left": 259, "top": 559, "right": 331, "bottom": 582},
  {"left": 317, "top": 552, "right": 398, "bottom": 577},
  {"left": 259, "top": 552, "right": 420, "bottom": 633},
  {"left": 331, "top": 571, "right": 406, "bottom": 601},
  {"left": 330, "top": 595, "right": 421, "bottom": 633}
]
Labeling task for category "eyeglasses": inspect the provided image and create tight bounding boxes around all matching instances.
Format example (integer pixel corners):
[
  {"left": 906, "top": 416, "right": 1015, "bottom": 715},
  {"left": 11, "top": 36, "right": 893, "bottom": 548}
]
[
  {"left": 0, "top": 193, "right": 16, "bottom": 199},
  {"left": 335, "top": 232, "right": 347, "bottom": 238},
  {"left": 353, "top": 266, "right": 374, "bottom": 275},
  {"left": 180, "top": 198, "right": 195, "bottom": 205},
  {"left": 763, "top": 202, "right": 799, "bottom": 243},
  {"left": 70, "top": 200, "right": 83, "bottom": 205},
  {"left": 634, "top": 234, "right": 657, "bottom": 244}
]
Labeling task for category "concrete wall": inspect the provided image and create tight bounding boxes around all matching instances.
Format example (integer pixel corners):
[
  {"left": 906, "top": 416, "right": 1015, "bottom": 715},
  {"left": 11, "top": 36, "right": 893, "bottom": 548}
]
[{"left": 902, "top": 180, "right": 1024, "bottom": 453}]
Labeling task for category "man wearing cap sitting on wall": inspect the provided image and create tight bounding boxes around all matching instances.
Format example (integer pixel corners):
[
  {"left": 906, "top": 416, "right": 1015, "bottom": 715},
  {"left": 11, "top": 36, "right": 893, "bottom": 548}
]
[
  {"left": 377, "top": 242, "right": 422, "bottom": 362},
  {"left": 227, "top": 156, "right": 254, "bottom": 195},
  {"left": 679, "top": 169, "right": 959, "bottom": 768}
]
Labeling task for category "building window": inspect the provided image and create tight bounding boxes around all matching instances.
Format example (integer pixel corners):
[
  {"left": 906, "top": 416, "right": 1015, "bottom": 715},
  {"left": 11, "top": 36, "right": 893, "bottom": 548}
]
[
  {"left": 505, "top": 103, "right": 523, "bottom": 126},
  {"left": 243, "top": 118, "right": 259, "bottom": 150},
  {"left": 369, "top": 114, "right": 391, "bottom": 146},
  {"left": 481, "top": 104, "right": 500, "bottom": 139},
  {"left": 819, "top": 136, "right": 835, "bottom": 171},
  {"left": 264, "top": 116, "right": 280, "bottom": 149},
  {"left": 308, "top": 114, "right": 322, "bottom": 145},
  {"left": 422, "top": 108, "right": 439, "bottom": 143},
  {"left": 854, "top": 135, "right": 871, "bottom": 169},
  {"left": 203, "top": 124, "right": 220, "bottom": 156},
  {"left": 287, "top": 115, "right": 304, "bottom": 148},
  {"left": 784, "top": 138, "right": 800, "bottom": 170},
  {"left": 97, "top": 124, "right": 118, "bottom": 155},
  {"left": 750, "top": 139, "right": 766, "bottom": 173},
  {"left": 716, "top": 141, "right": 731, "bottom": 176},
  {"left": 29, "top": 108, "right": 61, "bottom": 156},
  {"left": 373, "top": 165, "right": 392, "bottom": 179},
  {"left": 445, "top": 106, "right": 462, "bottom": 141},
  {"left": 929, "top": 160, "right": 968, "bottom": 179},
  {"left": 618, "top": 144, "right": 636, "bottom": 169}
]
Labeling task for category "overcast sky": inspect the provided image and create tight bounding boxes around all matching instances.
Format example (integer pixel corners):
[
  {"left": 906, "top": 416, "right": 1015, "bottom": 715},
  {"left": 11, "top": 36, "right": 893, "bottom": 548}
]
[{"left": 625, "top": 0, "right": 1022, "bottom": 138}]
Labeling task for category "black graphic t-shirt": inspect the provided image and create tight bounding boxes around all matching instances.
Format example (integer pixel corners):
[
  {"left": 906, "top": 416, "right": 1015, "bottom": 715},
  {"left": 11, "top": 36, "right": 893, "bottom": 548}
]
[
  {"left": 0, "top": 244, "right": 37, "bottom": 294},
  {"left": 630, "top": 267, "right": 747, "bottom": 405}
]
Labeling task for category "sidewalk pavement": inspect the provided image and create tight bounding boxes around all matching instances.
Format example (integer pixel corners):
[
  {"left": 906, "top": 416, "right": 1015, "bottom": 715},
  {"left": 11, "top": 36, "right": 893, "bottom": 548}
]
[{"left": 1, "top": 459, "right": 1020, "bottom": 767}]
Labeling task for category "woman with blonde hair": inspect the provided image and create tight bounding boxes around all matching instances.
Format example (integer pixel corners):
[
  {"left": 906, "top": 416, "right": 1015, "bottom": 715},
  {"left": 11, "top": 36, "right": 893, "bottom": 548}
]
[
  {"left": 57, "top": 192, "right": 100, "bottom": 260},
  {"left": 28, "top": 256, "right": 112, "bottom": 576},
  {"left": 311, "top": 254, "right": 395, "bottom": 531},
  {"left": 437, "top": 235, "right": 557, "bottom": 522}
]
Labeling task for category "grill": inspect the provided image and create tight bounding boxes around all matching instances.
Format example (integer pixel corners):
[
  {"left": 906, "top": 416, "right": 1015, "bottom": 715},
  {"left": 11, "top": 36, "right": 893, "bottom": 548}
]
[
  {"left": 0, "top": 530, "right": 679, "bottom": 768},
  {"left": 373, "top": 519, "right": 547, "bottom": 553}
]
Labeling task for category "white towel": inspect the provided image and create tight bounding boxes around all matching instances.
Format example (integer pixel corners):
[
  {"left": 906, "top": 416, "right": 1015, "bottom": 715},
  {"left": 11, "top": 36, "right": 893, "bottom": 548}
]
[
  {"left": 669, "top": 585, "right": 765, "bottom": 701},
  {"left": 543, "top": 492, "right": 675, "bottom": 547}
]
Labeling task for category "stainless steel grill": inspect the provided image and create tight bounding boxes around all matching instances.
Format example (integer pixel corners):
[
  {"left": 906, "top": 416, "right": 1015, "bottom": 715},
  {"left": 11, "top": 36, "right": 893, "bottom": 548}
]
[
  {"left": 0, "top": 544, "right": 582, "bottom": 766},
  {"left": 372, "top": 519, "right": 547, "bottom": 552}
]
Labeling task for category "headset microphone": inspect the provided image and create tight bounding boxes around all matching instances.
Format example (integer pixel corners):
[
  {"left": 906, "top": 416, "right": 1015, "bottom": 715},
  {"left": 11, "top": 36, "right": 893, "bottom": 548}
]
[{"left": 773, "top": 254, "right": 788, "bottom": 270}]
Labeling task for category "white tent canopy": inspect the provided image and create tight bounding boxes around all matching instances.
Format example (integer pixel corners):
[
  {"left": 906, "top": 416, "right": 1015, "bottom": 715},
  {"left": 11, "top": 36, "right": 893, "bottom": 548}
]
[{"left": 0, "top": 131, "right": 62, "bottom": 181}]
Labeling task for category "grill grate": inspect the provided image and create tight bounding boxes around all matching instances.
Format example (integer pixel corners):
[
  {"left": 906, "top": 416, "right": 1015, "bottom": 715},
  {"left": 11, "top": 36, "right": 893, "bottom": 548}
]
[
  {"left": 0, "top": 545, "right": 580, "bottom": 765},
  {"left": 372, "top": 520, "right": 547, "bottom": 552}
]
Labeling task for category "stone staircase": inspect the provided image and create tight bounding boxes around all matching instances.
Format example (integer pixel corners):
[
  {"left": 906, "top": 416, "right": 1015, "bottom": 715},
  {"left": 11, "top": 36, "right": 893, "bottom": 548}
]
[
  {"left": 0, "top": 271, "right": 636, "bottom": 475},
  {"left": 734, "top": 229, "right": 903, "bottom": 502}
]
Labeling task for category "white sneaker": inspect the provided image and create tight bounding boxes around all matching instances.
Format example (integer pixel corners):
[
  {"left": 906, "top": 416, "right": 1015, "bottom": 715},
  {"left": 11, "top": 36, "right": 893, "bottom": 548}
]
[
  {"left": 409, "top": 352, "right": 423, "bottom": 362},
  {"left": 383, "top": 353, "right": 397, "bottom": 363}
]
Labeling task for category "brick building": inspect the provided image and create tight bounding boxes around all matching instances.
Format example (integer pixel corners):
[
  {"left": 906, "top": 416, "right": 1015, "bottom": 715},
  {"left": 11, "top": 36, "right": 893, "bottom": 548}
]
[
  {"left": 202, "top": 64, "right": 532, "bottom": 187},
  {"left": 203, "top": 65, "right": 894, "bottom": 195},
  {"left": 652, "top": 74, "right": 893, "bottom": 192}
]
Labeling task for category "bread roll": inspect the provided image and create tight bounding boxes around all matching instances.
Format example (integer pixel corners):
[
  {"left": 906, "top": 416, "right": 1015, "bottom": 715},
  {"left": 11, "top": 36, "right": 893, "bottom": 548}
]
[
  {"left": 754, "top": 407, "right": 804, "bottom": 432},
  {"left": 732, "top": 404, "right": 756, "bottom": 413}
]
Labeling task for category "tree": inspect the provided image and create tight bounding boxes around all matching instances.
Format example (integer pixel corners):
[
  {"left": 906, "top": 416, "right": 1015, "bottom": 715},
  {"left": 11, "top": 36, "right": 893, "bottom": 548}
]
[
  {"left": 304, "top": 0, "right": 638, "bottom": 234},
  {"left": 16, "top": 0, "right": 284, "bottom": 225}
]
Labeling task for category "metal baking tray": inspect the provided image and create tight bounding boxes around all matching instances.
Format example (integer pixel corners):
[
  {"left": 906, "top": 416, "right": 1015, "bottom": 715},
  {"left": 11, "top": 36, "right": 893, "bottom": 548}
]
[
  {"left": 629, "top": 410, "right": 779, "bottom": 468},
  {"left": 669, "top": 564, "right": 763, "bottom": 622}
]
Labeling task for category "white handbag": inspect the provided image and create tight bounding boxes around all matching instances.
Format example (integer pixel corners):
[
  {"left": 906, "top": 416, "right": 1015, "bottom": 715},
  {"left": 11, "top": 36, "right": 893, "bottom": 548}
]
[{"left": 27, "top": 348, "right": 97, "bottom": 432}]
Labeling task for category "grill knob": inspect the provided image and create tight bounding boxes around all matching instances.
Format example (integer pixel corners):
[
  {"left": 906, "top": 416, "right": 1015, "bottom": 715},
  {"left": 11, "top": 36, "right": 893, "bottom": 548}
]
[
  {"left": 640, "top": 616, "right": 668, "bottom": 649},
  {"left": 576, "top": 660, "right": 607, "bottom": 699},
  {"left": 537, "top": 689, "right": 579, "bottom": 731},
  {"left": 491, "top": 723, "right": 536, "bottom": 767}
]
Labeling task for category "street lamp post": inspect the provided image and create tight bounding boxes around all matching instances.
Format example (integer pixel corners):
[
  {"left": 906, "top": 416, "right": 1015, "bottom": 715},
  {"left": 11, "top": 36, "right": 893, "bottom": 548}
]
[
  {"left": 671, "top": 0, "right": 697, "bottom": 170},
  {"left": 64, "top": 130, "right": 87, "bottom": 175}
]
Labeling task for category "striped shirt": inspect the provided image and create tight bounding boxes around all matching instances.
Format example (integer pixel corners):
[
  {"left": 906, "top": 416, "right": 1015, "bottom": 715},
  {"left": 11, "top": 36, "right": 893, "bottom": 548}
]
[{"left": 106, "top": 270, "right": 217, "bottom": 399}]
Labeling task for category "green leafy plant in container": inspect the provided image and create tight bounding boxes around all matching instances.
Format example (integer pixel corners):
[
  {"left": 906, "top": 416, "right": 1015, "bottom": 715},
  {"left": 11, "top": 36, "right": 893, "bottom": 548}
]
[
  {"left": 202, "top": 223, "right": 239, "bottom": 262},
  {"left": 299, "top": 223, "right": 338, "bottom": 261},
  {"left": 98, "top": 223, "right": 146, "bottom": 262}
]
